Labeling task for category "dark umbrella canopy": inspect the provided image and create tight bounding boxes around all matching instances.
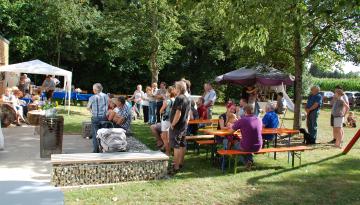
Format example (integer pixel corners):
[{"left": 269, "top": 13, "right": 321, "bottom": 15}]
[{"left": 215, "top": 64, "right": 294, "bottom": 86}]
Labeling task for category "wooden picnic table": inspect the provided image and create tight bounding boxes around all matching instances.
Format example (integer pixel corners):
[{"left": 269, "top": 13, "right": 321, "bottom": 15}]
[
  {"left": 200, "top": 127, "right": 300, "bottom": 160},
  {"left": 188, "top": 119, "right": 219, "bottom": 125}
]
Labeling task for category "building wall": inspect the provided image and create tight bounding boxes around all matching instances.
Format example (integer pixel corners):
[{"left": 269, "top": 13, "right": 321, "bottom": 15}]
[{"left": 0, "top": 37, "right": 9, "bottom": 66}]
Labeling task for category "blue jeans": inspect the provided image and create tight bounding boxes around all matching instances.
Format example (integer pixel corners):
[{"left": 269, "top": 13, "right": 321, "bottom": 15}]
[
  {"left": 307, "top": 111, "right": 319, "bottom": 143},
  {"left": 233, "top": 141, "right": 254, "bottom": 164},
  {"left": 135, "top": 103, "right": 142, "bottom": 117},
  {"left": 149, "top": 101, "right": 157, "bottom": 124},
  {"left": 91, "top": 116, "right": 107, "bottom": 153}
]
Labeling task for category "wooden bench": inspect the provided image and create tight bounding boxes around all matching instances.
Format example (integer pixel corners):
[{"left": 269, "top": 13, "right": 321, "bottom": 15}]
[
  {"left": 51, "top": 151, "right": 169, "bottom": 186},
  {"left": 195, "top": 140, "right": 217, "bottom": 160},
  {"left": 217, "top": 146, "right": 312, "bottom": 174}
]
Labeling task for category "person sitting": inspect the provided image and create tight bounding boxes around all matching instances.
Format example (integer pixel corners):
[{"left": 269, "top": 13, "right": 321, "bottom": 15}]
[
  {"left": 2, "top": 88, "right": 24, "bottom": 126},
  {"left": 346, "top": 111, "right": 357, "bottom": 128},
  {"left": 41, "top": 75, "right": 56, "bottom": 101},
  {"left": 218, "top": 103, "right": 236, "bottom": 148},
  {"left": 262, "top": 102, "right": 279, "bottom": 143},
  {"left": 112, "top": 96, "right": 132, "bottom": 131},
  {"left": 236, "top": 98, "right": 248, "bottom": 119},
  {"left": 229, "top": 104, "right": 263, "bottom": 170},
  {"left": 197, "top": 97, "right": 208, "bottom": 120},
  {"left": 225, "top": 113, "right": 238, "bottom": 150},
  {"left": 275, "top": 92, "right": 287, "bottom": 114},
  {"left": 107, "top": 98, "right": 118, "bottom": 122}
]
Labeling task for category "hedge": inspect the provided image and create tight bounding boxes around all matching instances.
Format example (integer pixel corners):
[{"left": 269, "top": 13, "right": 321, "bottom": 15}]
[{"left": 312, "top": 78, "right": 360, "bottom": 91}]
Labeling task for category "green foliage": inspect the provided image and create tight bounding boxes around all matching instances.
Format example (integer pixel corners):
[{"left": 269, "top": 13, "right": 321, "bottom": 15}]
[{"left": 313, "top": 78, "right": 360, "bottom": 91}]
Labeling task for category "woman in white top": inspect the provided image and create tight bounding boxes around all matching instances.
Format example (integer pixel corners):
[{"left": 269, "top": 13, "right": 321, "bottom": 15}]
[
  {"left": 130, "top": 84, "right": 144, "bottom": 119},
  {"left": 142, "top": 86, "right": 152, "bottom": 123}
]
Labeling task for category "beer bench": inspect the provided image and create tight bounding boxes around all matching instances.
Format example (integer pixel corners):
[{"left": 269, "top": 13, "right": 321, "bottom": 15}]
[
  {"left": 217, "top": 146, "right": 312, "bottom": 174},
  {"left": 51, "top": 151, "right": 169, "bottom": 186}
]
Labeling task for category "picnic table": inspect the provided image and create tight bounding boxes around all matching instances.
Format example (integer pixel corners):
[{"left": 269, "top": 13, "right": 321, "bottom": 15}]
[
  {"left": 200, "top": 127, "right": 300, "bottom": 160},
  {"left": 188, "top": 119, "right": 219, "bottom": 125}
]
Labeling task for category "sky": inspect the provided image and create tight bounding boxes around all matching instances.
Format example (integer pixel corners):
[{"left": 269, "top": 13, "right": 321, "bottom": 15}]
[{"left": 342, "top": 62, "right": 360, "bottom": 73}]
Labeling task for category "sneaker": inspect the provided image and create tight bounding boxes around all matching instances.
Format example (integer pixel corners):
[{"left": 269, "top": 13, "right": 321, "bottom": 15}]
[
  {"left": 328, "top": 139, "right": 336, "bottom": 144},
  {"left": 245, "top": 161, "right": 253, "bottom": 171}
]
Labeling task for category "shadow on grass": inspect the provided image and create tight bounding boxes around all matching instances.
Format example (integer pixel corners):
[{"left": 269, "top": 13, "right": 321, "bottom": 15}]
[{"left": 242, "top": 157, "right": 360, "bottom": 204}]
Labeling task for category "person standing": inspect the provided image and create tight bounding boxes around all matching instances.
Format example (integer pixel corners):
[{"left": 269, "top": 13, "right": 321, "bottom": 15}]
[
  {"left": 203, "top": 83, "right": 216, "bottom": 119},
  {"left": 41, "top": 75, "right": 56, "bottom": 101},
  {"left": 87, "top": 83, "right": 109, "bottom": 153},
  {"left": 155, "top": 82, "right": 167, "bottom": 123},
  {"left": 329, "top": 85, "right": 349, "bottom": 144},
  {"left": 148, "top": 83, "right": 157, "bottom": 124},
  {"left": 23, "top": 74, "right": 31, "bottom": 94},
  {"left": 305, "top": 86, "right": 322, "bottom": 144},
  {"left": 331, "top": 89, "right": 349, "bottom": 148},
  {"left": 169, "top": 81, "right": 191, "bottom": 174},
  {"left": 159, "top": 86, "right": 176, "bottom": 156},
  {"left": 130, "top": 84, "right": 144, "bottom": 119},
  {"left": 142, "top": 86, "right": 151, "bottom": 123}
]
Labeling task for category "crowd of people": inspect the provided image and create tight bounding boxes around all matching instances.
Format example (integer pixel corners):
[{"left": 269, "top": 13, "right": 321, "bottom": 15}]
[
  {"left": 86, "top": 78, "right": 357, "bottom": 173},
  {"left": 0, "top": 74, "right": 62, "bottom": 126},
  {"left": 306, "top": 85, "right": 356, "bottom": 149}
]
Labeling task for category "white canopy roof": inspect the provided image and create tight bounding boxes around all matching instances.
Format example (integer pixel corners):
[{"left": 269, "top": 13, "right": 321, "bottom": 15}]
[{"left": 0, "top": 59, "right": 73, "bottom": 113}]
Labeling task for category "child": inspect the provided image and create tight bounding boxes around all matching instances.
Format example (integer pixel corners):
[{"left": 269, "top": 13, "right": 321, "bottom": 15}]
[
  {"left": 225, "top": 113, "right": 238, "bottom": 149},
  {"left": 347, "top": 111, "right": 357, "bottom": 128}
]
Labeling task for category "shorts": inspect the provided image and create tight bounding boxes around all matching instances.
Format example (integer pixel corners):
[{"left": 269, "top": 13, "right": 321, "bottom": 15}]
[
  {"left": 169, "top": 127, "right": 187, "bottom": 148},
  {"left": 161, "top": 120, "right": 171, "bottom": 131},
  {"left": 333, "top": 117, "right": 344, "bottom": 128}
]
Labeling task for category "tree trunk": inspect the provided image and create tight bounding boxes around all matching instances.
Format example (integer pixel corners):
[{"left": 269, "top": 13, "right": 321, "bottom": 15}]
[
  {"left": 149, "top": 0, "right": 159, "bottom": 84},
  {"left": 293, "top": 17, "right": 303, "bottom": 130},
  {"left": 150, "top": 51, "right": 159, "bottom": 83},
  {"left": 56, "top": 32, "right": 61, "bottom": 67}
]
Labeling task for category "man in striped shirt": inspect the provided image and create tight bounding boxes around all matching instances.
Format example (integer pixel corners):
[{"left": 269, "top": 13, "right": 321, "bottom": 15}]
[{"left": 87, "top": 83, "right": 109, "bottom": 153}]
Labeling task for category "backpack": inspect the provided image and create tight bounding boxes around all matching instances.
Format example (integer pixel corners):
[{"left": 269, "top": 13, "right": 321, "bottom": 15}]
[{"left": 96, "top": 128, "right": 127, "bottom": 152}]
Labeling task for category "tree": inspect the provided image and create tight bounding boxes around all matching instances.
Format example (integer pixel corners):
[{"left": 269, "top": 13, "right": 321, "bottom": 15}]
[
  {"left": 199, "top": 0, "right": 359, "bottom": 128},
  {"left": 103, "top": 0, "right": 183, "bottom": 83}
]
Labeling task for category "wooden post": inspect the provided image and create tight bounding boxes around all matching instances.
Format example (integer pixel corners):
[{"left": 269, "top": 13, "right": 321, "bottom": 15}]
[{"left": 342, "top": 129, "right": 360, "bottom": 154}]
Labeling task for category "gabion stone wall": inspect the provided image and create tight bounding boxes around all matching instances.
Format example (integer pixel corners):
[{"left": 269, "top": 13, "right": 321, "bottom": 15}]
[{"left": 52, "top": 160, "right": 168, "bottom": 186}]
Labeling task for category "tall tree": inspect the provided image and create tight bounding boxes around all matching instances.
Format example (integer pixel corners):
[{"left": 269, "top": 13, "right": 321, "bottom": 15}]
[
  {"left": 103, "top": 0, "right": 183, "bottom": 83},
  {"left": 200, "top": 0, "right": 359, "bottom": 128}
]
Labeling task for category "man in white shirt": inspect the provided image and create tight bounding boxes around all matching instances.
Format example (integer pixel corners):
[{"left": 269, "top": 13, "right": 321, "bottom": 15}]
[{"left": 203, "top": 83, "right": 217, "bottom": 119}]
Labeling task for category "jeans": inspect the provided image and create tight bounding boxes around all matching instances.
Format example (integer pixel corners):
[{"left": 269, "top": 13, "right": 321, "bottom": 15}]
[
  {"left": 135, "top": 103, "right": 142, "bottom": 117},
  {"left": 307, "top": 110, "right": 319, "bottom": 143},
  {"left": 149, "top": 101, "right": 157, "bottom": 124},
  {"left": 233, "top": 141, "right": 254, "bottom": 164},
  {"left": 91, "top": 116, "right": 107, "bottom": 153}
]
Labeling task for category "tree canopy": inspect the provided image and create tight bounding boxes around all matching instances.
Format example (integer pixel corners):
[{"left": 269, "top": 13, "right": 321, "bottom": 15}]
[{"left": 0, "top": 0, "right": 359, "bottom": 127}]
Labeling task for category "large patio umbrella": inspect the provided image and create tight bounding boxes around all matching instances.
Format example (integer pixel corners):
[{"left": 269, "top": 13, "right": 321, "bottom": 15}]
[{"left": 215, "top": 64, "right": 294, "bottom": 86}]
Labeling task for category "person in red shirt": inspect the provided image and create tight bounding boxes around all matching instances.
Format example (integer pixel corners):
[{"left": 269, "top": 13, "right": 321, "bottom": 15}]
[{"left": 197, "top": 97, "right": 208, "bottom": 120}]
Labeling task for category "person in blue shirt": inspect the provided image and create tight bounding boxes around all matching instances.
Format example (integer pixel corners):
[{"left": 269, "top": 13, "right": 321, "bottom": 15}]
[
  {"left": 262, "top": 102, "right": 279, "bottom": 141},
  {"left": 305, "top": 86, "right": 322, "bottom": 144}
]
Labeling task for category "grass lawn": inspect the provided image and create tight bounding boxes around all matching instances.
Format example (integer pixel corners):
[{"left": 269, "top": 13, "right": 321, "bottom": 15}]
[
  {"left": 57, "top": 106, "right": 90, "bottom": 134},
  {"left": 63, "top": 105, "right": 360, "bottom": 205}
]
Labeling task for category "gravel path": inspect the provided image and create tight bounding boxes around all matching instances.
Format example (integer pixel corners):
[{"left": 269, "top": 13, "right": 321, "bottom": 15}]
[{"left": 126, "top": 134, "right": 151, "bottom": 152}]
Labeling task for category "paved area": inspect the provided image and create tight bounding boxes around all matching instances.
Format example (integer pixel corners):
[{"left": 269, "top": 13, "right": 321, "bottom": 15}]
[{"left": 0, "top": 126, "right": 92, "bottom": 205}]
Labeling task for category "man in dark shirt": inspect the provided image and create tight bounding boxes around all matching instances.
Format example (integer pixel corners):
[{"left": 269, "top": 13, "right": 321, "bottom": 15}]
[
  {"left": 305, "top": 86, "right": 322, "bottom": 144},
  {"left": 169, "top": 81, "right": 191, "bottom": 173}
]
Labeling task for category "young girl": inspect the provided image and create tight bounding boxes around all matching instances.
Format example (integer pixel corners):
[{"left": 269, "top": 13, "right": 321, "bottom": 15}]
[
  {"left": 331, "top": 90, "right": 349, "bottom": 148},
  {"left": 225, "top": 113, "right": 238, "bottom": 149},
  {"left": 347, "top": 111, "right": 357, "bottom": 128}
]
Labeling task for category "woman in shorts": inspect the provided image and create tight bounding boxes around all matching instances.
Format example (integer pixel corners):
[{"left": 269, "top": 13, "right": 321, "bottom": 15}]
[
  {"left": 159, "top": 86, "right": 176, "bottom": 156},
  {"left": 331, "top": 89, "right": 349, "bottom": 148}
]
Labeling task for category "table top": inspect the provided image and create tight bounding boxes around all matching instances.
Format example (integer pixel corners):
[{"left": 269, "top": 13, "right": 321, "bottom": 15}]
[
  {"left": 201, "top": 128, "right": 299, "bottom": 137},
  {"left": 188, "top": 119, "right": 219, "bottom": 125}
]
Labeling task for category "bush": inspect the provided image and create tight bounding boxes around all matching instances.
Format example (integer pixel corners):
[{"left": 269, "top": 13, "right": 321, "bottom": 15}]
[{"left": 312, "top": 78, "right": 360, "bottom": 91}]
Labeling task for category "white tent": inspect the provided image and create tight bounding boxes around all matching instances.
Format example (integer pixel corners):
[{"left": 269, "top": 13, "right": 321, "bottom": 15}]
[{"left": 0, "top": 59, "right": 72, "bottom": 113}]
